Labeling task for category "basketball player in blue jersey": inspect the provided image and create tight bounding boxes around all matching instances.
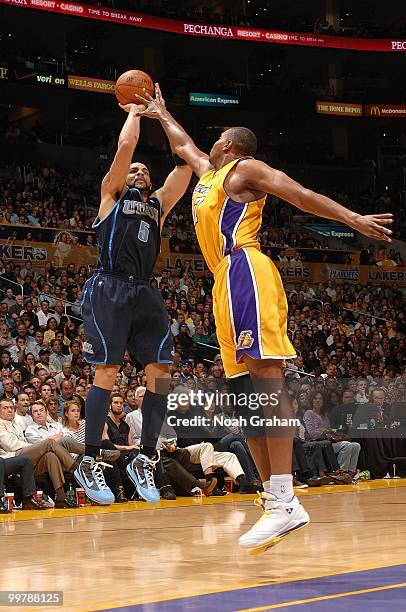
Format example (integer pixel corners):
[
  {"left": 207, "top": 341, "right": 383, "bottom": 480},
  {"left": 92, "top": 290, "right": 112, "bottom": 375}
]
[
  {"left": 137, "top": 84, "right": 393, "bottom": 553},
  {"left": 74, "top": 102, "right": 192, "bottom": 505}
]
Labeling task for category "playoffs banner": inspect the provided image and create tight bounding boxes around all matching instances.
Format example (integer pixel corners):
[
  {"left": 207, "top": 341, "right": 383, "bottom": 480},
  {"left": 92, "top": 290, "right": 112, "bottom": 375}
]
[{"left": 1, "top": 0, "right": 406, "bottom": 52}]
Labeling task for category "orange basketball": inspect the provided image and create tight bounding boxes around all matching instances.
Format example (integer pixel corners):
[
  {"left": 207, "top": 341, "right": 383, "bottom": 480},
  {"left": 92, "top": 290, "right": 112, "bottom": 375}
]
[{"left": 115, "top": 69, "right": 154, "bottom": 105}]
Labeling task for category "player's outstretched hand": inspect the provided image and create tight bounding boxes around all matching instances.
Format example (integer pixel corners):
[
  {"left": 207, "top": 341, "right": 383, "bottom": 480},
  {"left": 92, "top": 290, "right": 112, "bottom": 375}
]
[
  {"left": 352, "top": 213, "right": 393, "bottom": 242},
  {"left": 135, "top": 83, "right": 166, "bottom": 119}
]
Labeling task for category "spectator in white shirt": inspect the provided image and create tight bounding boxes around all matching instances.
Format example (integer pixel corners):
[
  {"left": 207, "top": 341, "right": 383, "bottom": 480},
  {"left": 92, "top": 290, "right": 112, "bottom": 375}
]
[
  {"left": 37, "top": 300, "right": 52, "bottom": 328},
  {"left": 25, "top": 402, "right": 64, "bottom": 444},
  {"left": 54, "top": 362, "right": 77, "bottom": 390},
  {"left": 125, "top": 386, "right": 146, "bottom": 446},
  {"left": 10, "top": 337, "right": 30, "bottom": 365},
  {"left": 14, "top": 392, "right": 33, "bottom": 432},
  {"left": 31, "top": 330, "right": 48, "bottom": 360},
  {"left": 1, "top": 288, "right": 15, "bottom": 309},
  {"left": 45, "top": 396, "right": 61, "bottom": 423},
  {"left": 49, "top": 339, "right": 71, "bottom": 373},
  {"left": 51, "top": 300, "right": 65, "bottom": 326}
]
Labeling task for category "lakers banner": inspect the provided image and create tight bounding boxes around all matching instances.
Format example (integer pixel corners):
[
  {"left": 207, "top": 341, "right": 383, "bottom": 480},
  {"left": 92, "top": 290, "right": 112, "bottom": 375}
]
[
  {"left": 365, "top": 105, "right": 406, "bottom": 117},
  {"left": 0, "top": 240, "right": 98, "bottom": 267},
  {"left": 1, "top": 0, "right": 405, "bottom": 53},
  {"left": 316, "top": 101, "right": 363, "bottom": 117},
  {"left": 153, "top": 253, "right": 406, "bottom": 286}
]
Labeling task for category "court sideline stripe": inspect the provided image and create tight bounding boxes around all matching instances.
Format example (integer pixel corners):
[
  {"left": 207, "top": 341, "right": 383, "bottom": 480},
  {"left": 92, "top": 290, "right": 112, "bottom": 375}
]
[
  {"left": 84, "top": 562, "right": 406, "bottom": 611},
  {"left": 238, "top": 582, "right": 406, "bottom": 611}
]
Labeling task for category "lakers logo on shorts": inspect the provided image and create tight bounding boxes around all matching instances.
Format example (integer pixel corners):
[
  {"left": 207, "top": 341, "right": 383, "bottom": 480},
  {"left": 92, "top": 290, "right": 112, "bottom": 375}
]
[
  {"left": 83, "top": 342, "right": 94, "bottom": 355},
  {"left": 237, "top": 330, "right": 254, "bottom": 350}
]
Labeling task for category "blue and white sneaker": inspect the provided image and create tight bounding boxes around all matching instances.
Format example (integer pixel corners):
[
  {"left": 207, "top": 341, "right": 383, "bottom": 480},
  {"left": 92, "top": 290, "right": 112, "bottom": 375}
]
[
  {"left": 126, "top": 453, "right": 160, "bottom": 504},
  {"left": 74, "top": 456, "right": 115, "bottom": 505}
]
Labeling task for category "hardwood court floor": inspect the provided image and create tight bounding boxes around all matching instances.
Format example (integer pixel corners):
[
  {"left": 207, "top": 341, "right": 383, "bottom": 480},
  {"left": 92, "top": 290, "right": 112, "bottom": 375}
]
[{"left": 1, "top": 480, "right": 406, "bottom": 611}]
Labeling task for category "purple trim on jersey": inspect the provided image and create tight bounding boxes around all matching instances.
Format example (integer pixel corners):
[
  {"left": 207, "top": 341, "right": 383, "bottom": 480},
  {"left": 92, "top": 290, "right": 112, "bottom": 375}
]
[
  {"left": 228, "top": 250, "right": 261, "bottom": 360},
  {"left": 220, "top": 197, "right": 246, "bottom": 256}
]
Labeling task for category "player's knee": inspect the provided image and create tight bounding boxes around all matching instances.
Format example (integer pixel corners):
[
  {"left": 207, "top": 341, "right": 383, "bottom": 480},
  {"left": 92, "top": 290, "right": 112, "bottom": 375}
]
[
  {"left": 243, "top": 355, "right": 284, "bottom": 378},
  {"left": 94, "top": 364, "right": 120, "bottom": 389}
]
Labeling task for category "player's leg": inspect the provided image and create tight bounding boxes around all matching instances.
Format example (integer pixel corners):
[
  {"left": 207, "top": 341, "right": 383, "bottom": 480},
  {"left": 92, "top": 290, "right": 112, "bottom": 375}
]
[
  {"left": 238, "top": 358, "right": 309, "bottom": 555},
  {"left": 125, "top": 284, "right": 173, "bottom": 503},
  {"left": 75, "top": 274, "right": 128, "bottom": 504},
  {"left": 73, "top": 364, "right": 121, "bottom": 505},
  {"left": 126, "top": 362, "right": 171, "bottom": 503}
]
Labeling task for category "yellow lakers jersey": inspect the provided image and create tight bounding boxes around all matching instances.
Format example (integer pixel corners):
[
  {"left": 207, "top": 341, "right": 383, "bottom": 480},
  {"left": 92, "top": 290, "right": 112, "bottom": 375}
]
[{"left": 192, "top": 158, "right": 266, "bottom": 273}]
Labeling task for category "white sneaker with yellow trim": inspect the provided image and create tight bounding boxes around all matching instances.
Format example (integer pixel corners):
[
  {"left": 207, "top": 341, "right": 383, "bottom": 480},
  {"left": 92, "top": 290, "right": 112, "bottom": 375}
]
[{"left": 238, "top": 491, "right": 309, "bottom": 555}]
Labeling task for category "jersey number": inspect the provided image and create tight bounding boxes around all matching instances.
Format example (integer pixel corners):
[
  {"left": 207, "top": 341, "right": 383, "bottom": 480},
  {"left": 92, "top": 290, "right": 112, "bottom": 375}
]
[
  {"left": 138, "top": 220, "right": 150, "bottom": 243},
  {"left": 192, "top": 197, "right": 205, "bottom": 225}
]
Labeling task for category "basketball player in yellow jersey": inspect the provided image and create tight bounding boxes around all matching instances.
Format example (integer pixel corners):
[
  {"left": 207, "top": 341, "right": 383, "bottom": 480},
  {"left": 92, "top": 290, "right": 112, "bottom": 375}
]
[{"left": 138, "top": 85, "right": 393, "bottom": 554}]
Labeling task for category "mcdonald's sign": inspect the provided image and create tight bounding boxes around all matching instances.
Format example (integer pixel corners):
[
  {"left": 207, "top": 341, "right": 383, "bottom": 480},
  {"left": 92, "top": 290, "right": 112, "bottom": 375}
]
[{"left": 365, "top": 104, "right": 406, "bottom": 117}]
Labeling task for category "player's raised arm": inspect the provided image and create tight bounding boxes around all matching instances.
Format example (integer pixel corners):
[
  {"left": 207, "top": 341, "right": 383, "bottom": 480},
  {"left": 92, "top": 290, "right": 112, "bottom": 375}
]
[
  {"left": 155, "top": 162, "right": 193, "bottom": 227},
  {"left": 137, "top": 84, "right": 211, "bottom": 178},
  {"left": 238, "top": 159, "right": 393, "bottom": 242},
  {"left": 101, "top": 104, "right": 143, "bottom": 205}
]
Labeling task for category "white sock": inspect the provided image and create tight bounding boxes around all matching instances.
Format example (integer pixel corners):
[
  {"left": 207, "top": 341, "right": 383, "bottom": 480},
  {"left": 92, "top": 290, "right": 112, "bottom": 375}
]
[
  {"left": 269, "top": 474, "right": 294, "bottom": 502},
  {"left": 262, "top": 480, "right": 271, "bottom": 493}
]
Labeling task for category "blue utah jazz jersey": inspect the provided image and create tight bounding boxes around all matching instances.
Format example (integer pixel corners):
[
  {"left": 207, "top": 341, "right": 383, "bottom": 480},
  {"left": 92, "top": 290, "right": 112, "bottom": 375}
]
[{"left": 92, "top": 187, "right": 161, "bottom": 280}]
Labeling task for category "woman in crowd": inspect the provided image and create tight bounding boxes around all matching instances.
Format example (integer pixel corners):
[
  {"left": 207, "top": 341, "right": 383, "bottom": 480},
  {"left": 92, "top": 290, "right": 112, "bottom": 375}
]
[
  {"left": 62, "top": 401, "right": 127, "bottom": 502},
  {"left": 303, "top": 391, "right": 361, "bottom": 480},
  {"left": 44, "top": 317, "right": 58, "bottom": 344}
]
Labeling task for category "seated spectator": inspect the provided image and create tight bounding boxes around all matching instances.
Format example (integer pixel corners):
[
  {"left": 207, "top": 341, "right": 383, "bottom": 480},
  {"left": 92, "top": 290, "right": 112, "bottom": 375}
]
[
  {"left": 0, "top": 325, "right": 15, "bottom": 350},
  {"left": 303, "top": 391, "right": 361, "bottom": 479},
  {"left": 329, "top": 389, "right": 357, "bottom": 431},
  {"left": 54, "top": 362, "right": 77, "bottom": 390},
  {"left": 0, "top": 399, "right": 78, "bottom": 507},
  {"left": 37, "top": 300, "right": 52, "bottom": 328},
  {"left": 352, "top": 387, "right": 392, "bottom": 430},
  {"left": 61, "top": 401, "right": 86, "bottom": 443},
  {"left": 14, "top": 391, "right": 33, "bottom": 432},
  {"left": 0, "top": 455, "right": 52, "bottom": 512},
  {"left": 44, "top": 317, "right": 59, "bottom": 345},
  {"left": 25, "top": 402, "right": 64, "bottom": 444},
  {"left": 46, "top": 396, "right": 61, "bottom": 423},
  {"left": 49, "top": 339, "right": 71, "bottom": 374}
]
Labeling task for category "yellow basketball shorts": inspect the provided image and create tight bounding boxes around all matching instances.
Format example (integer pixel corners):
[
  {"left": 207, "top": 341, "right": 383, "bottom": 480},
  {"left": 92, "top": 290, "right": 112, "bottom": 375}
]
[{"left": 212, "top": 247, "right": 296, "bottom": 378}]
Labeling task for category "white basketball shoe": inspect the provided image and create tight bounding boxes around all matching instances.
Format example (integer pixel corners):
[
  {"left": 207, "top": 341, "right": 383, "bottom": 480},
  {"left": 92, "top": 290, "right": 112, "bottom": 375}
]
[{"left": 239, "top": 491, "right": 310, "bottom": 555}]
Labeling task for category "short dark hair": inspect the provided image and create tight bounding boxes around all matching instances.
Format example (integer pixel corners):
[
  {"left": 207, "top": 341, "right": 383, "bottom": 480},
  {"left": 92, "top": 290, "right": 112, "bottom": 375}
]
[{"left": 225, "top": 126, "right": 257, "bottom": 156}]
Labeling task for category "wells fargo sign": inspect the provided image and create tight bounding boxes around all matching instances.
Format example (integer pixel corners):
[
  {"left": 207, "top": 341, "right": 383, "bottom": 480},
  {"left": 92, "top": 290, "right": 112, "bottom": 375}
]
[{"left": 68, "top": 75, "right": 115, "bottom": 94}]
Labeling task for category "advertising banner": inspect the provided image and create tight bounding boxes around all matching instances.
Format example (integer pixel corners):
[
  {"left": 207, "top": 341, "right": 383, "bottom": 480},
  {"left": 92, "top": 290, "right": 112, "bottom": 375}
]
[
  {"left": 0, "top": 240, "right": 98, "bottom": 267},
  {"left": 365, "top": 105, "right": 406, "bottom": 117},
  {"left": 304, "top": 224, "right": 356, "bottom": 240},
  {"left": 154, "top": 251, "right": 406, "bottom": 286},
  {"left": 0, "top": 224, "right": 95, "bottom": 246},
  {"left": 316, "top": 101, "right": 363, "bottom": 116},
  {"left": 1, "top": 0, "right": 405, "bottom": 53},
  {"left": 189, "top": 92, "right": 240, "bottom": 107},
  {"left": 68, "top": 75, "right": 115, "bottom": 94}
]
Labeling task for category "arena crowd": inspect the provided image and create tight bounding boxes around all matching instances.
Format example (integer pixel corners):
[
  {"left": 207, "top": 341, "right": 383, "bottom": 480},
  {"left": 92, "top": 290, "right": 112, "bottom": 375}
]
[{"left": 0, "top": 240, "right": 404, "bottom": 511}]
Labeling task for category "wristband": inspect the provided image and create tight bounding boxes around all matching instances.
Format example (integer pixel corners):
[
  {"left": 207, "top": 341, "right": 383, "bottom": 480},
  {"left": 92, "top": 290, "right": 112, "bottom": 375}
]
[{"left": 172, "top": 153, "right": 188, "bottom": 166}]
